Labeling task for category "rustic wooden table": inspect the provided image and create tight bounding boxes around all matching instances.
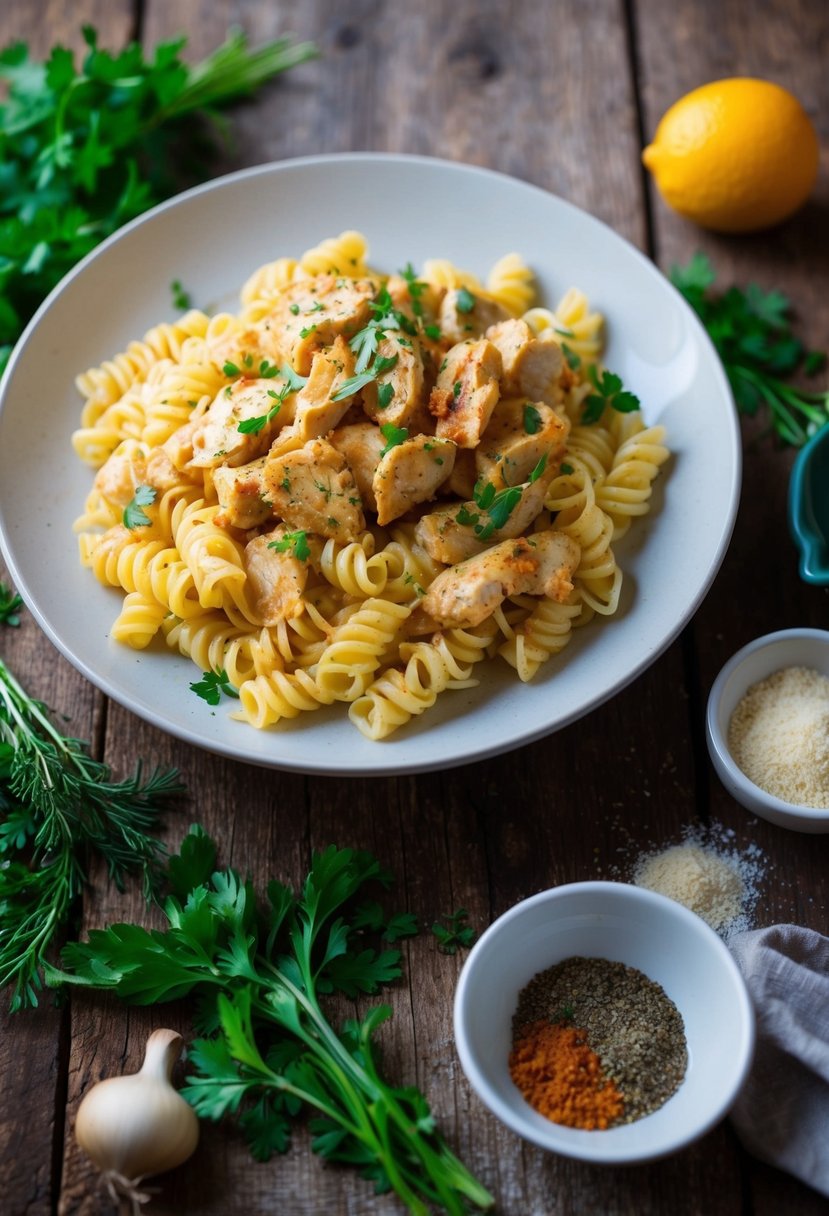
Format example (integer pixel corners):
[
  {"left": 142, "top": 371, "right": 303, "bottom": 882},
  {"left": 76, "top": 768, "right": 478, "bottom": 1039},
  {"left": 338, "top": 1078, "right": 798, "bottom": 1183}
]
[{"left": 1, "top": 2, "right": 828, "bottom": 1214}]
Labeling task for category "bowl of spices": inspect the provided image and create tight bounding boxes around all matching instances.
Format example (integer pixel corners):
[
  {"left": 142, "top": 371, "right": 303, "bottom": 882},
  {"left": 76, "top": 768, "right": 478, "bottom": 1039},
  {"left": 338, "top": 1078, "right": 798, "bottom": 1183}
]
[
  {"left": 706, "top": 628, "right": 829, "bottom": 832},
  {"left": 453, "top": 881, "right": 754, "bottom": 1164}
]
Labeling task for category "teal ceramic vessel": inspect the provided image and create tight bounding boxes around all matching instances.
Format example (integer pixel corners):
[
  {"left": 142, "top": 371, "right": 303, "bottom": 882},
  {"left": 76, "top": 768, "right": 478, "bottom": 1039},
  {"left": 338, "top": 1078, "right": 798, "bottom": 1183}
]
[{"left": 789, "top": 423, "right": 829, "bottom": 585}]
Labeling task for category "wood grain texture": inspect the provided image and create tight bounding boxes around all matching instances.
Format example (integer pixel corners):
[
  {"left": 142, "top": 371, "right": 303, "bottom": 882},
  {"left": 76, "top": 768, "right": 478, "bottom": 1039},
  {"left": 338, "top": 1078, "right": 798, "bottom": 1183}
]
[
  {"left": 2, "top": 0, "right": 828, "bottom": 1213},
  {"left": 0, "top": 6, "right": 134, "bottom": 1213}
]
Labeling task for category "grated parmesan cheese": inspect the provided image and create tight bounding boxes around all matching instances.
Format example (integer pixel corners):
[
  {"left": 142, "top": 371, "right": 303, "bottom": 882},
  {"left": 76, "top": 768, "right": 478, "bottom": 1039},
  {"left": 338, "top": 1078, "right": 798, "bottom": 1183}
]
[{"left": 727, "top": 666, "right": 829, "bottom": 809}]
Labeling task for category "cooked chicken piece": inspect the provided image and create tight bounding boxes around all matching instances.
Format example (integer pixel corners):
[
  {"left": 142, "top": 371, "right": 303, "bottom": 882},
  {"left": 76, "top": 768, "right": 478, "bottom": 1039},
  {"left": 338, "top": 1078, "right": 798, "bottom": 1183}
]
[
  {"left": 94, "top": 449, "right": 146, "bottom": 507},
  {"left": 423, "top": 530, "right": 580, "bottom": 627},
  {"left": 269, "top": 337, "right": 357, "bottom": 457},
  {"left": 188, "top": 377, "right": 298, "bottom": 470},
  {"left": 447, "top": 448, "right": 477, "bottom": 499},
  {"left": 486, "top": 319, "right": 565, "bottom": 401},
  {"left": 362, "top": 333, "right": 429, "bottom": 429},
  {"left": 386, "top": 273, "right": 446, "bottom": 327},
  {"left": 163, "top": 417, "right": 202, "bottom": 471},
  {"left": 263, "top": 438, "right": 365, "bottom": 541},
  {"left": 476, "top": 397, "right": 569, "bottom": 488},
  {"left": 429, "top": 339, "right": 502, "bottom": 449},
  {"left": 213, "top": 457, "right": 273, "bottom": 530},
  {"left": 255, "top": 274, "right": 376, "bottom": 374},
  {"left": 373, "top": 435, "right": 456, "bottom": 526},
  {"left": 439, "top": 287, "right": 510, "bottom": 346},
  {"left": 414, "top": 465, "right": 555, "bottom": 565},
  {"left": 244, "top": 525, "right": 318, "bottom": 625},
  {"left": 329, "top": 422, "right": 385, "bottom": 513},
  {"left": 143, "top": 447, "right": 188, "bottom": 494}
]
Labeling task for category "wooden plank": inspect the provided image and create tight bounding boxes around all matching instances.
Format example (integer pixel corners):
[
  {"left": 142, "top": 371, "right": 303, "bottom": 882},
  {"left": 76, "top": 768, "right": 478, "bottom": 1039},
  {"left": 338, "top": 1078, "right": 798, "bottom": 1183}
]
[
  {"left": 0, "top": 6, "right": 134, "bottom": 1212},
  {"left": 635, "top": 2, "right": 829, "bottom": 1213}
]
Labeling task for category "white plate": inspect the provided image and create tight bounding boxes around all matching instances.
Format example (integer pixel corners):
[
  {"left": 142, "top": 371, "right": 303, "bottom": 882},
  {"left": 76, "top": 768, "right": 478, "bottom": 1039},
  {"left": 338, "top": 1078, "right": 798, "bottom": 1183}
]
[{"left": 0, "top": 154, "right": 740, "bottom": 776}]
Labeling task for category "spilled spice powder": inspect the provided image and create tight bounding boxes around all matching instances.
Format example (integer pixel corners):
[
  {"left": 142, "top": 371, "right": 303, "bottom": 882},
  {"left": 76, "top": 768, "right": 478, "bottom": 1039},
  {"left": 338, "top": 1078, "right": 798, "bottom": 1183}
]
[{"left": 511, "top": 957, "right": 687, "bottom": 1127}]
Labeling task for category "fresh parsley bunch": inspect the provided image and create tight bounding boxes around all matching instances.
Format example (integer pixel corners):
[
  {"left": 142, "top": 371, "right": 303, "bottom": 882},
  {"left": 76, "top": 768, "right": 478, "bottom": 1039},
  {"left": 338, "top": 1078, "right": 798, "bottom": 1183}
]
[
  {"left": 0, "top": 26, "right": 316, "bottom": 375},
  {"left": 671, "top": 254, "right": 828, "bottom": 446},
  {"left": 49, "top": 828, "right": 493, "bottom": 1214}
]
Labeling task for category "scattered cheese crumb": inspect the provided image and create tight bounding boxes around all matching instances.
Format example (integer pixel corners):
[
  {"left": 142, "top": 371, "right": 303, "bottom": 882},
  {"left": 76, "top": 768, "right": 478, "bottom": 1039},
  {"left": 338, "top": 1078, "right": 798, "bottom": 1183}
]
[
  {"left": 634, "top": 844, "right": 743, "bottom": 931},
  {"left": 728, "top": 666, "right": 829, "bottom": 808}
]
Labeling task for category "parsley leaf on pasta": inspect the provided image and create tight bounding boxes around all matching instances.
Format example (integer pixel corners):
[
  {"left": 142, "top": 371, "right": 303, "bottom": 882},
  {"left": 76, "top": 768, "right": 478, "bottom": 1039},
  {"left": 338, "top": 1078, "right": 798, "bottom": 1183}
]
[
  {"left": 189, "top": 669, "right": 240, "bottom": 706},
  {"left": 123, "top": 485, "right": 157, "bottom": 530},
  {"left": 268, "top": 531, "right": 311, "bottom": 561},
  {"left": 582, "top": 366, "right": 641, "bottom": 425}
]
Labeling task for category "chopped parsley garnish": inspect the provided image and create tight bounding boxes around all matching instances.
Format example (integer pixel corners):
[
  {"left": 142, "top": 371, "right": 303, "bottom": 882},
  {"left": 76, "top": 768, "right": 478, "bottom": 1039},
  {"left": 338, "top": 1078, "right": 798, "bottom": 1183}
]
[
  {"left": 308, "top": 301, "right": 325, "bottom": 313},
  {"left": 523, "top": 403, "right": 542, "bottom": 434},
  {"left": 423, "top": 323, "right": 442, "bottom": 341},
  {"left": 223, "top": 360, "right": 241, "bottom": 377},
  {"left": 170, "top": 279, "right": 191, "bottom": 310},
  {"left": 560, "top": 462, "right": 574, "bottom": 475},
  {"left": 529, "top": 453, "right": 548, "bottom": 482},
  {"left": 123, "top": 485, "right": 157, "bottom": 529},
  {"left": 331, "top": 370, "right": 378, "bottom": 402},
  {"left": 236, "top": 367, "right": 307, "bottom": 434},
  {"left": 377, "top": 383, "right": 394, "bottom": 409},
  {"left": 299, "top": 324, "right": 317, "bottom": 339},
  {"left": 379, "top": 424, "right": 409, "bottom": 457},
  {"left": 561, "top": 343, "right": 581, "bottom": 371},
  {"left": 189, "top": 668, "right": 239, "bottom": 705},
  {"left": 452, "top": 380, "right": 462, "bottom": 398},
  {"left": 374, "top": 353, "right": 399, "bottom": 376},
  {"left": 268, "top": 530, "right": 311, "bottom": 561},
  {"left": 400, "top": 262, "right": 426, "bottom": 317},
  {"left": 289, "top": 303, "right": 301, "bottom": 315},
  {"left": 455, "top": 286, "right": 476, "bottom": 314},
  {"left": 582, "top": 366, "right": 640, "bottom": 425}
]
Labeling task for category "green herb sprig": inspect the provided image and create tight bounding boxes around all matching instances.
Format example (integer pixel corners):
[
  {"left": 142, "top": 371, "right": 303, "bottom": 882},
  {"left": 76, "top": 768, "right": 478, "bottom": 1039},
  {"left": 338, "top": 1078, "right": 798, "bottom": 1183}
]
[
  {"left": 0, "top": 27, "right": 316, "bottom": 376},
  {"left": 671, "top": 253, "right": 828, "bottom": 446},
  {"left": 189, "top": 668, "right": 239, "bottom": 706},
  {"left": 0, "top": 657, "right": 181, "bottom": 1010},
  {"left": 0, "top": 582, "right": 23, "bottom": 627},
  {"left": 268, "top": 530, "right": 311, "bottom": 561},
  {"left": 48, "top": 828, "right": 493, "bottom": 1214},
  {"left": 123, "top": 484, "right": 157, "bottom": 529},
  {"left": 582, "top": 367, "right": 641, "bottom": 425},
  {"left": 431, "top": 908, "right": 477, "bottom": 955}
]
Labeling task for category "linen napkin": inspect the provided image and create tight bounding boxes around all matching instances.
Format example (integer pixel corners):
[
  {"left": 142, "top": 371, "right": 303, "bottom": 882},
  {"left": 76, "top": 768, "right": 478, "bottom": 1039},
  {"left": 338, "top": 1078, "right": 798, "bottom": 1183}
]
[{"left": 728, "top": 924, "right": 829, "bottom": 1197}]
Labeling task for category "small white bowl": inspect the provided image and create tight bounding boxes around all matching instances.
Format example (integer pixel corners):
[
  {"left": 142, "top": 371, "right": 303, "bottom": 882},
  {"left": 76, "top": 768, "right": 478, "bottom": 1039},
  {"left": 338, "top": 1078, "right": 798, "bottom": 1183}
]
[
  {"left": 706, "top": 628, "right": 829, "bottom": 833},
  {"left": 453, "top": 882, "right": 754, "bottom": 1165}
]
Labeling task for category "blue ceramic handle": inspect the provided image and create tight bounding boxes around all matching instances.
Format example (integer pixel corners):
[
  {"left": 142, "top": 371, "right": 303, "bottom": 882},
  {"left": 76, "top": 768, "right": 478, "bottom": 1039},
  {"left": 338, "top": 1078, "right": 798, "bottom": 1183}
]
[{"left": 789, "top": 422, "right": 829, "bottom": 585}]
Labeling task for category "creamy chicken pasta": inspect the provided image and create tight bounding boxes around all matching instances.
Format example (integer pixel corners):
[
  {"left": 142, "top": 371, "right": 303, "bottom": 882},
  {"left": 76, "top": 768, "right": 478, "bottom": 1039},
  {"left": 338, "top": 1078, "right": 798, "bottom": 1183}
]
[{"left": 73, "top": 231, "right": 669, "bottom": 739}]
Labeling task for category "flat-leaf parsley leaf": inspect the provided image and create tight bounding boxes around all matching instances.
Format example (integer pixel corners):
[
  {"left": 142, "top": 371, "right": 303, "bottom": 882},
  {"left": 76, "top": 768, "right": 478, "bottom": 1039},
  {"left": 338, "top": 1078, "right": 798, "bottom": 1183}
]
[
  {"left": 190, "top": 668, "right": 239, "bottom": 706},
  {"left": 123, "top": 485, "right": 157, "bottom": 529}
]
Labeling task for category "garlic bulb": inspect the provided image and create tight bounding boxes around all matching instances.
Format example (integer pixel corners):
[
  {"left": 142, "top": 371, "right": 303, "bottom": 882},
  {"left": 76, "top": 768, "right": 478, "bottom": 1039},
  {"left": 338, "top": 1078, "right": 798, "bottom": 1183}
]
[{"left": 75, "top": 1028, "right": 199, "bottom": 1184}]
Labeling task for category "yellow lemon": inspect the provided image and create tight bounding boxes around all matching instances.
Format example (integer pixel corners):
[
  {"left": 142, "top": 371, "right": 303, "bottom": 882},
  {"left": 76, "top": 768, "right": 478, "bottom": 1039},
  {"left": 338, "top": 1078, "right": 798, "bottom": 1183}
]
[{"left": 642, "top": 78, "right": 819, "bottom": 233}]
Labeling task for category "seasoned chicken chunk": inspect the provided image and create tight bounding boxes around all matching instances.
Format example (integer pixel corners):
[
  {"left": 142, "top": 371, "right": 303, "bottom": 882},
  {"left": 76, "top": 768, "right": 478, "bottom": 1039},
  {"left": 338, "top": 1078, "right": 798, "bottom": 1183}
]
[
  {"left": 188, "top": 377, "right": 297, "bottom": 470},
  {"left": 423, "top": 531, "right": 580, "bottom": 627},
  {"left": 269, "top": 337, "right": 357, "bottom": 457},
  {"left": 476, "top": 397, "right": 569, "bottom": 488},
  {"left": 329, "top": 422, "right": 385, "bottom": 513},
  {"left": 439, "top": 287, "right": 510, "bottom": 346},
  {"left": 373, "top": 435, "right": 456, "bottom": 526},
  {"left": 256, "top": 274, "right": 376, "bottom": 374},
  {"left": 486, "top": 319, "right": 565, "bottom": 401},
  {"left": 361, "top": 333, "right": 429, "bottom": 430},
  {"left": 213, "top": 456, "right": 272, "bottom": 530},
  {"left": 244, "top": 525, "right": 317, "bottom": 625},
  {"left": 414, "top": 465, "right": 554, "bottom": 565},
  {"left": 263, "top": 438, "right": 365, "bottom": 541},
  {"left": 93, "top": 449, "right": 146, "bottom": 507},
  {"left": 429, "top": 339, "right": 502, "bottom": 448}
]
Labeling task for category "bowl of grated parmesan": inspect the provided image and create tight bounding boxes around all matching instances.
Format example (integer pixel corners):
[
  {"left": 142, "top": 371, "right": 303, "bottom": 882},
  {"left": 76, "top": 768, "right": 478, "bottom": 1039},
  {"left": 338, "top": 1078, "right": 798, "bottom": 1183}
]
[{"left": 706, "top": 628, "right": 829, "bottom": 832}]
